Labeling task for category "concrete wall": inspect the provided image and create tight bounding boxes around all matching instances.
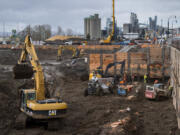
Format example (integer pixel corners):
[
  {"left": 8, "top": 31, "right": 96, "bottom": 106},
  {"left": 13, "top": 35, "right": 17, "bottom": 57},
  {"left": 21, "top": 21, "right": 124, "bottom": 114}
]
[
  {"left": 171, "top": 47, "right": 180, "bottom": 128},
  {"left": 89, "top": 46, "right": 170, "bottom": 78}
]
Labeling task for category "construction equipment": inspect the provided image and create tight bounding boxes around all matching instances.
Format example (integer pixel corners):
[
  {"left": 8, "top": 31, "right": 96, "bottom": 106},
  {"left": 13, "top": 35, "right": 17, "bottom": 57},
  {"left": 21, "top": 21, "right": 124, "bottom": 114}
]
[
  {"left": 85, "top": 60, "right": 126, "bottom": 96},
  {"left": 89, "top": 60, "right": 125, "bottom": 80},
  {"left": 100, "top": 0, "right": 115, "bottom": 44},
  {"left": 81, "top": 41, "right": 88, "bottom": 45},
  {"left": 84, "top": 77, "right": 114, "bottom": 96},
  {"left": 57, "top": 45, "right": 80, "bottom": 61},
  {"left": 13, "top": 35, "right": 67, "bottom": 129},
  {"left": 145, "top": 83, "right": 172, "bottom": 100},
  {"left": 89, "top": 68, "right": 103, "bottom": 80},
  {"left": 117, "top": 86, "right": 127, "bottom": 96}
]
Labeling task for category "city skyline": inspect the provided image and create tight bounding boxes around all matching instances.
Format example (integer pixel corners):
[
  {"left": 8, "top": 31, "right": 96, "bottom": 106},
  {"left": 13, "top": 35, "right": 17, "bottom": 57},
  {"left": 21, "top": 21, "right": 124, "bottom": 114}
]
[{"left": 0, "top": 0, "right": 180, "bottom": 33}]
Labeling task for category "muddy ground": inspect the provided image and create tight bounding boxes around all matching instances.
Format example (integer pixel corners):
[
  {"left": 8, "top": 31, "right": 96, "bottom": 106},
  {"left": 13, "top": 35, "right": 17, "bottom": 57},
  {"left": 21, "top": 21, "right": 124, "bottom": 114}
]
[{"left": 0, "top": 48, "right": 180, "bottom": 135}]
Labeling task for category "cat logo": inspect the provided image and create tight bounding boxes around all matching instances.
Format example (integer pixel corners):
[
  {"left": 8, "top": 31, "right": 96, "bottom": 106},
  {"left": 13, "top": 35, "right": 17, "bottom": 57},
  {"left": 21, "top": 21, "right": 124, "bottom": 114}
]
[{"left": 48, "top": 110, "right": 57, "bottom": 116}]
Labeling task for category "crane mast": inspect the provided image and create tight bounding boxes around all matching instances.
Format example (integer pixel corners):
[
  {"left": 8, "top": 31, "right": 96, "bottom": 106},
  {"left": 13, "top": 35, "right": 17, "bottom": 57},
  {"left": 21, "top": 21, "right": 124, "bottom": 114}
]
[
  {"left": 112, "top": 0, "right": 115, "bottom": 36},
  {"left": 100, "top": 0, "right": 115, "bottom": 44}
]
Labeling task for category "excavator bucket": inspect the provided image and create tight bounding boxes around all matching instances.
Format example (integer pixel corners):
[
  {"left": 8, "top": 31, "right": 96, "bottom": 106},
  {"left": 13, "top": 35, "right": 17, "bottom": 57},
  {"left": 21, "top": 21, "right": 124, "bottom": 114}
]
[{"left": 13, "top": 64, "right": 34, "bottom": 79}]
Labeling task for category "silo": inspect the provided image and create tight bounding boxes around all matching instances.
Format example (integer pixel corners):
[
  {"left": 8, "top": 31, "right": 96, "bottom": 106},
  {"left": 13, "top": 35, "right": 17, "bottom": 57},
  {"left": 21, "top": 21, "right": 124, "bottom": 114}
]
[
  {"left": 84, "top": 14, "right": 101, "bottom": 40},
  {"left": 90, "top": 15, "right": 95, "bottom": 39},
  {"left": 87, "top": 18, "right": 90, "bottom": 37},
  {"left": 84, "top": 18, "right": 88, "bottom": 37}
]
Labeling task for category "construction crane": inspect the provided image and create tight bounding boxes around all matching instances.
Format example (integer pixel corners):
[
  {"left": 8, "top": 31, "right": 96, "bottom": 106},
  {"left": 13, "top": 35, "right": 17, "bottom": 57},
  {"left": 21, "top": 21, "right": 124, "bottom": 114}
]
[
  {"left": 100, "top": 0, "right": 115, "bottom": 44},
  {"left": 13, "top": 35, "right": 67, "bottom": 129}
]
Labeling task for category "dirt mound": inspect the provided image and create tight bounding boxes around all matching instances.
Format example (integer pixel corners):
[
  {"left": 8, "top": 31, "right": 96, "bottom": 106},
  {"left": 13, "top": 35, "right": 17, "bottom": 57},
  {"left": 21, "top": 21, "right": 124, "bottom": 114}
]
[
  {"left": 0, "top": 48, "right": 179, "bottom": 135},
  {"left": 0, "top": 79, "right": 19, "bottom": 135},
  {"left": 56, "top": 59, "right": 89, "bottom": 81}
]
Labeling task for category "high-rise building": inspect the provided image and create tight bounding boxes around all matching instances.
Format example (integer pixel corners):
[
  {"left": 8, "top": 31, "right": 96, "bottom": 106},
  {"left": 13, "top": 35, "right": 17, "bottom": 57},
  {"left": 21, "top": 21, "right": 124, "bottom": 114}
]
[
  {"left": 84, "top": 14, "right": 101, "bottom": 40},
  {"left": 149, "top": 16, "right": 158, "bottom": 31},
  {"left": 130, "top": 12, "right": 139, "bottom": 33}
]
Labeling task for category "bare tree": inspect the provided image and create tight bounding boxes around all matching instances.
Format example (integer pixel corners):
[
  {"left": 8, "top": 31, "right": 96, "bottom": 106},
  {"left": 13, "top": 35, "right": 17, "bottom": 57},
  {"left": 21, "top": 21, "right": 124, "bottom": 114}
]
[
  {"left": 17, "top": 25, "right": 33, "bottom": 42},
  {"left": 43, "top": 24, "right": 52, "bottom": 40},
  {"left": 18, "top": 24, "right": 52, "bottom": 43}
]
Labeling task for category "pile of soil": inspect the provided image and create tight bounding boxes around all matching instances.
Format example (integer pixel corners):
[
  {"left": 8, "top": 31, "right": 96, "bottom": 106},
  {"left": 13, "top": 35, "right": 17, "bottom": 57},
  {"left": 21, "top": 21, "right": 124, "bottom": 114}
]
[
  {"left": 56, "top": 59, "right": 89, "bottom": 81},
  {"left": 0, "top": 73, "right": 20, "bottom": 135}
]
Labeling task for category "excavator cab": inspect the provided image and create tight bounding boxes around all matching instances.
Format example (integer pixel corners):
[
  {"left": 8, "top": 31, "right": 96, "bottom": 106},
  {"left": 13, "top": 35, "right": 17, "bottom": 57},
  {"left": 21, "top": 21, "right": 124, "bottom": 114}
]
[
  {"left": 19, "top": 88, "right": 67, "bottom": 119},
  {"left": 20, "top": 89, "right": 36, "bottom": 111},
  {"left": 89, "top": 68, "right": 103, "bottom": 80}
]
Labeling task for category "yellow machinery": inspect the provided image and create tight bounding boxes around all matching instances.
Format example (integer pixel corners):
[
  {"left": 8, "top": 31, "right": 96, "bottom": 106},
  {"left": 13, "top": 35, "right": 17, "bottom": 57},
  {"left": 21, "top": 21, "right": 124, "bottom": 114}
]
[
  {"left": 89, "top": 69, "right": 103, "bottom": 80},
  {"left": 82, "top": 41, "right": 88, "bottom": 45},
  {"left": 13, "top": 35, "right": 67, "bottom": 129},
  {"left": 100, "top": 0, "right": 115, "bottom": 44},
  {"left": 89, "top": 60, "right": 126, "bottom": 80},
  {"left": 57, "top": 45, "right": 80, "bottom": 61}
]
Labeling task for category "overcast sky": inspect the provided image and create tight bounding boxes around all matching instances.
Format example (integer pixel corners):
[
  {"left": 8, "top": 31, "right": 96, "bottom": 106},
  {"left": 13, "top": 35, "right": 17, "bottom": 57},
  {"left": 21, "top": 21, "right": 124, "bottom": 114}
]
[{"left": 0, "top": 0, "right": 180, "bottom": 34}]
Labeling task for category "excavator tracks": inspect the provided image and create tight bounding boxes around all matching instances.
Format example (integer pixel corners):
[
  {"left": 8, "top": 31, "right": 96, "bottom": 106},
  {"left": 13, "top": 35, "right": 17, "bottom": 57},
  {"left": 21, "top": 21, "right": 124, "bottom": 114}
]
[
  {"left": 15, "top": 112, "right": 27, "bottom": 129},
  {"left": 47, "top": 119, "right": 60, "bottom": 131}
]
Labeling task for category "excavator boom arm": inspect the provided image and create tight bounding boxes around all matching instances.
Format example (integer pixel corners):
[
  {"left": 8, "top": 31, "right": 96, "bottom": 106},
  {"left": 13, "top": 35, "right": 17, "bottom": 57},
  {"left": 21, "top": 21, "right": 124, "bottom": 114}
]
[
  {"left": 57, "top": 45, "right": 79, "bottom": 60},
  {"left": 104, "top": 60, "right": 125, "bottom": 77},
  {"left": 18, "top": 35, "right": 45, "bottom": 100}
]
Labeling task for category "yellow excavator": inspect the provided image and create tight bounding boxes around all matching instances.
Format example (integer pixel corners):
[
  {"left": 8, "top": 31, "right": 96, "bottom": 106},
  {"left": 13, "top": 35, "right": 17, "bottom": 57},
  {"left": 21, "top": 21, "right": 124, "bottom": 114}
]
[
  {"left": 13, "top": 35, "right": 67, "bottom": 129},
  {"left": 100, "top": 0, "right": 115, "bottom": 44},
  {"left": 57, "top": 45, "right": 80, "bottom": 61}
]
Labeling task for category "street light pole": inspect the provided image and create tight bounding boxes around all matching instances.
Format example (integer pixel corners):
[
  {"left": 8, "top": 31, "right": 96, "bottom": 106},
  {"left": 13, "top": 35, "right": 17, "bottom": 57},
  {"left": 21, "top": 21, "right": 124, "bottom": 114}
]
[
  {"left": 167, "top": 16, "right": 176, "bottom": 38},
  {"left": 172, "top": 19, "right": 178, "bottom": 38},
  {"left": 168, "top": 18, "right": 170, "bottom": 38}
]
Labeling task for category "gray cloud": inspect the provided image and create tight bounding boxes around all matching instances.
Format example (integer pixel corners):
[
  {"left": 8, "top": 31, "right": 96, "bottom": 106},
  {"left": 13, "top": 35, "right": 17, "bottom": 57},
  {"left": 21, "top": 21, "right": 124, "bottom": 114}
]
[{"left": 0, "top": 0, "right": 180, "bottom": 33}]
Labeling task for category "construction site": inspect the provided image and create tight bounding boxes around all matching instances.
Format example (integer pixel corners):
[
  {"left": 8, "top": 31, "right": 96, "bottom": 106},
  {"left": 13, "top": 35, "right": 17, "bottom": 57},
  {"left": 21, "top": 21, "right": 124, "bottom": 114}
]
[{"left": 1, "top": 0, "right": 180, "bottom": 135}]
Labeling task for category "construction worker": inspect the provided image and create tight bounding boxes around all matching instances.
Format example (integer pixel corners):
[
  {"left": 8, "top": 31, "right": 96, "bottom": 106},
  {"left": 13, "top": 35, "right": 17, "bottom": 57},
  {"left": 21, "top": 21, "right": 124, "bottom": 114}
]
[
  {"left": 131, "top": 74, "right": 135, "bottom": 83},
  {"left": 144, "top": 74, "right": 147, "bottom": 84},
  {"left": 120, "top": 80, "right": 125, "bottom": 85},
  {"left": 168, "top": 85, "right": 173, "bottom": 97},
  {"left": 92, "top": 71, "right": 98, "bottom": 82},
  {"left": 124, "top": 73, "right": 127, "bottom": 83},
  {"left": 154, "top": 80, "right": 159, "bottom": 84}
]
